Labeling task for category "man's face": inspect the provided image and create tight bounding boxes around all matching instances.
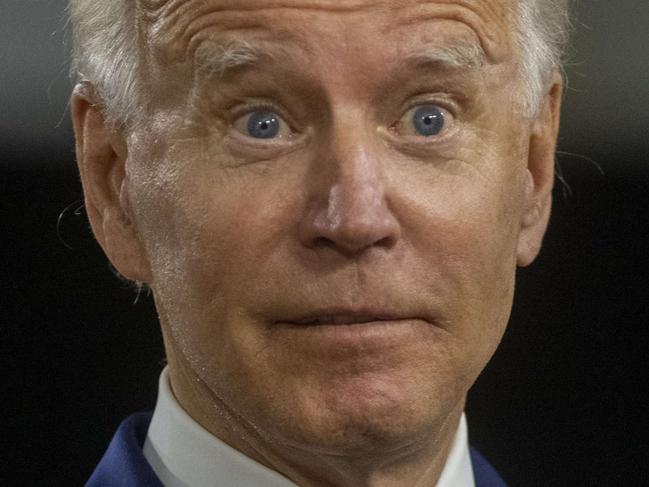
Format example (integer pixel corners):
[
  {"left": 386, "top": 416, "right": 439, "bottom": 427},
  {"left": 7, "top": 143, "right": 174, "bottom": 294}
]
[{"left": 96, "top": 0, "right": 555, "bottom": 455}]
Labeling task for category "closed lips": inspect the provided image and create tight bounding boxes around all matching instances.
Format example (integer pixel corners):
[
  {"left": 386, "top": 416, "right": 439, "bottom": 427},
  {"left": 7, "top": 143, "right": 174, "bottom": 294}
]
[
  {"left": 292, "top": 316, "right": 388, "bottom": 325},
  {"left": 279, "top": 311, "right": 416, "bottom": 326}
]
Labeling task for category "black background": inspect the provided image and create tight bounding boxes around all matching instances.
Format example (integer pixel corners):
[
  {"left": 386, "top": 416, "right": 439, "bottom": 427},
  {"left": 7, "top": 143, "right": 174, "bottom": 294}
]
[{"left": 2, "top": 1, "right": 648, "bottom": 486}]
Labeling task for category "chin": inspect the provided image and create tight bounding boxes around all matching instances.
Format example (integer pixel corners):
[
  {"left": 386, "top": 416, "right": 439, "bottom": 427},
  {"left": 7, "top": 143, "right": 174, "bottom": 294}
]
[
  {"left": 285, "top": 407, "right": 441, "bottom": 457},
  {"left": 270, "top": 376, "right": 458, "bottom": 456}
]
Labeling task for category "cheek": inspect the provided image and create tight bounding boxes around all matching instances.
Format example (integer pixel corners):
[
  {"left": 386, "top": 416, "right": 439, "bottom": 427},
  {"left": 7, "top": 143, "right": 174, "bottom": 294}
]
[
  {"left": 404, "top": 162, "right": 523, "bottom": 267},
  {"left": 398, "top": 163, "right": 524, "bottom": 358},
  {"left": 133, "top": 150, "right": 302, "bottom": 312},
  {"left": 130, "top": 163, "right": 298, "bottom": 381}
]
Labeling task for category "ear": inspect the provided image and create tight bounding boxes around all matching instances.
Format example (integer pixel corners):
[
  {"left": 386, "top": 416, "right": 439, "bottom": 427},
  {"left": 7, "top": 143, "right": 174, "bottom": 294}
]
[
  {"left": 71, "top": 84, "right": 152, "bottom": 283},
  {"left": 517, "top": 74, "right": 563, "bottom": 267}
]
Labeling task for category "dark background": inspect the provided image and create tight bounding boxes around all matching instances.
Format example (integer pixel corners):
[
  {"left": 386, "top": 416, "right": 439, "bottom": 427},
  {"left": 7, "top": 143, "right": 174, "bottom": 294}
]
[{"left": 2, "top": 1, "right": 648, "bottom": 485}]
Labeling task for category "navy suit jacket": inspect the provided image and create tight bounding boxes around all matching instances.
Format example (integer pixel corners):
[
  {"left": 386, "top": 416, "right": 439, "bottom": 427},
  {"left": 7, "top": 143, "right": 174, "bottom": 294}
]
[{"left": 87, "top": 413, "right": 508, "bottom": 487}]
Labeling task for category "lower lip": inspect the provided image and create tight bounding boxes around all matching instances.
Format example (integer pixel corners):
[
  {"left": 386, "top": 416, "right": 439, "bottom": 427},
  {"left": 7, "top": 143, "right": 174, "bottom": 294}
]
[{"left": 274, "top": 319, "right": 429, "bottom": 346}]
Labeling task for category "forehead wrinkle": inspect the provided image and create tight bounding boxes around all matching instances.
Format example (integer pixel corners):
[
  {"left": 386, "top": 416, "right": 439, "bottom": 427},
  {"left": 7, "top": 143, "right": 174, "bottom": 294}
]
[
  {"left": 139, "top": 0, "right": 214, "bottom": 65},
  {"left": 387, "top": 0, "right": 513, "bottom": 64},
  {"left": 139, "top": 0, "right": 514, "bottom": 86},
  {"left": 141, "top": 0, "right": 384, "bottom": 16},
  {"left": 139, "top": 0, "right": 512, "bottom": 68},
  {"left": 139, "top": 0, "right": 188, "bottom": 20},
  {"left": 142, "top": 2, "right": 332, "bottom": 67}
]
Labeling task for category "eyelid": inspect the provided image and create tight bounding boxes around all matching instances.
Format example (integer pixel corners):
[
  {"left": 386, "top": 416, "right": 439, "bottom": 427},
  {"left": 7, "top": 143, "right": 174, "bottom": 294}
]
[
  {"left": 403, "top": 95, "right": 457, "bottom": 116},
  {"left": 230, "top": 99, "right": 281, "bottom": 117},
  {"left": 229, "top": 99, "right": 300, "bottom": 130}
]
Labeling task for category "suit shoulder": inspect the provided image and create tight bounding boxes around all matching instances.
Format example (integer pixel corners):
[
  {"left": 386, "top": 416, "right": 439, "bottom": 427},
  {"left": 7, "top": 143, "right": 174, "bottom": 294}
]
[{"left": 86, "top": 412, "right": 163, "bottom": 487}]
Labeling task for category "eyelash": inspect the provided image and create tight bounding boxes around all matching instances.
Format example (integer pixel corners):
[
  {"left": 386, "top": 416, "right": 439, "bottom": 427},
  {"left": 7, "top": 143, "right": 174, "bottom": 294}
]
[
  {"left": 230, "top": 101, "right": 292, "bottom": 126},
  {"left": 403, "top": 95, "right": 455, "bottom": 117}
]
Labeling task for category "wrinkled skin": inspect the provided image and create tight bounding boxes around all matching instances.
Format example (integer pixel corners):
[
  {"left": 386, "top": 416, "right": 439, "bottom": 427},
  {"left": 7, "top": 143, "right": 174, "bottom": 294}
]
[{"left": 72, "top": 0, "right": 562, "bottom": 485}]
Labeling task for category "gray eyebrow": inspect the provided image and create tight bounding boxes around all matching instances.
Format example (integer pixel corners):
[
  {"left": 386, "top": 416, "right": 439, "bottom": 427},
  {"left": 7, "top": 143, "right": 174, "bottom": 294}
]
[
  {"left": 403, "top": 41, "right": 486, "bottom": 70},
  {"left": 191, "top": 38, "right": 485, "bottom": 81},
  {"left": 192, "top": 39, "right": 264, "bottom": 79}
]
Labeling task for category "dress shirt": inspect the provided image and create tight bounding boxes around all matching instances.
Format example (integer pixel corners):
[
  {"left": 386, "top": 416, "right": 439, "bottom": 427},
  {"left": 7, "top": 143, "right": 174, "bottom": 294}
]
[{"left": 144, "top": 367, "right": 475, "bottom": 487}]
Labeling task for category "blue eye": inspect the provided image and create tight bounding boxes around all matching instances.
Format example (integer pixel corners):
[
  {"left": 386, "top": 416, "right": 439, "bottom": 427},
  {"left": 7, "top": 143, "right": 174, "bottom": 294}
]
[
  {"left": 246, "top": 111, "right": 281, "bottom": 139},
  {"left": 412, "top": 105, "right": 445, "bottom": 136},
  {"left": 233, "top": 109, "right": 292, "bottom": 141}
]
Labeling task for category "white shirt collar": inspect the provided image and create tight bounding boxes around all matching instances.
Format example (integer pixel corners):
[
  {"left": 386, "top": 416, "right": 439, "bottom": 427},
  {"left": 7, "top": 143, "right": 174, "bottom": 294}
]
[{"left": 143, "top": 367, "right": 475, "bottom": 487}]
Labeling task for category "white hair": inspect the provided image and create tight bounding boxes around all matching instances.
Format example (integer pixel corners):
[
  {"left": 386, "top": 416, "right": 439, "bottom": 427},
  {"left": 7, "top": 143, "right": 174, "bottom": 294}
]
[
  {"left": 68, "top": 1, "right": 139, "bottom": 128},
  {"left": 68, "top": 0, "right": 571, "bottom": 127},
  {"left": 517, "top": 0, "right": 571, "bottom": 115}
]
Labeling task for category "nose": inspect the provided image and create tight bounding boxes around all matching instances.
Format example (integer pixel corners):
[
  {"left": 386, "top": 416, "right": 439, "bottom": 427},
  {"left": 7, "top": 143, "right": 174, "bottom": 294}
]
[{"left": 298, "top": 128, "right": 401, "bottom": 256}]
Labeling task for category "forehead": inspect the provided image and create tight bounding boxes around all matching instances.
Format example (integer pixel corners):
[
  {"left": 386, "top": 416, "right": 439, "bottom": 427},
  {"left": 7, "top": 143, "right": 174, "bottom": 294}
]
[{"left": 140, "top": 0, "right": 517, "bottom": 68}]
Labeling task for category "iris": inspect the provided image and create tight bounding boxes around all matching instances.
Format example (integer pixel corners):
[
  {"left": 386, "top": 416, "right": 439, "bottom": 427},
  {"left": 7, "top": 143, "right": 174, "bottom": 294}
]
[
  {"left": 247, "top": 111, "right": 281, "bottom": 139},
  {"left": 412, "top": 105, "right": 444, "bottom": 137}
]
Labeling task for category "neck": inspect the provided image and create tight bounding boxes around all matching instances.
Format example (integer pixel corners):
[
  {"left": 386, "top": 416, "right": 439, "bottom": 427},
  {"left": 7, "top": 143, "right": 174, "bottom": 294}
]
[{"left": 165, "top": 351, "right": 465, "bottom": 487}]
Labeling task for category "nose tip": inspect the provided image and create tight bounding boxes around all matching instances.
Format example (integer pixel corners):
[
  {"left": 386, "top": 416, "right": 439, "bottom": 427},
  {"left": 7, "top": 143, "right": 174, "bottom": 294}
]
[
  {"left": 300, "top": 183, "right": 401, "bottom": 256},
  {"left": 298, "top": 115, "right": 402, "bottom": 257}
]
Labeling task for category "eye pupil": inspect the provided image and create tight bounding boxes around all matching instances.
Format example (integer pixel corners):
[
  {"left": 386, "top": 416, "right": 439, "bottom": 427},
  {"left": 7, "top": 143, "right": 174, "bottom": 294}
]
[
  {"left": 413, "top": 106, "right": 444, "bottom": 136},
  {"left": 247, "top": 112, "right": 281, "bottom": 139}
]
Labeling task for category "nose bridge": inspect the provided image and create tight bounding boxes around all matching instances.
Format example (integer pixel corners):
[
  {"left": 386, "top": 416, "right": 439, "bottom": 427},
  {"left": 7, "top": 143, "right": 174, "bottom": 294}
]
[
  {"left": 331, "top": 118, "right": 382, "bottom": 203},
  {"left": 298, "top": 107, "right": 401, "bottom": 255},
  {"left": 330, "top": 99, "right": 387, "bottom": 187},
  {"left": 335, "top": 166, "right": 387, "bottom": 240}
]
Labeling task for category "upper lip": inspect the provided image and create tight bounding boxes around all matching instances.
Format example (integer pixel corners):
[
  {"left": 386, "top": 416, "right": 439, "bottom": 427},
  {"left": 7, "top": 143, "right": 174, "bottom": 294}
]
[{"left": 278, "top": 308, "right": 416, "bottom": 326}]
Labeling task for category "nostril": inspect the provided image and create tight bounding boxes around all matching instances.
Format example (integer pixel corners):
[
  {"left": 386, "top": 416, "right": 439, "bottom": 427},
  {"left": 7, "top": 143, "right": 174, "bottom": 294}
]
[
  {"left": 312, "top": 236, "right": 335, "bottom": 249},
  {"left": 375, "top": 235, "right": 397, "bottom": 249},
  {"left": 310, "top": 234, "right": 396, "bottom": 256}
]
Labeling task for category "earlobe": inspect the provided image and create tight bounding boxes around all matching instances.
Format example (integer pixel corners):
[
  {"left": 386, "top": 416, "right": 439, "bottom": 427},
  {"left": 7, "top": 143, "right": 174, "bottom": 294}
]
[
  {"left": 516, "top": 75, "right": 563, "bottom": 267},
  {"left": 516, "top": 172, "right": 553, "bottom": 267},
  {"left": 71, "top": 85, "right": 152, "bottom": 283},
  {"left": 101, "top": 204, "right": 153, "bottom": 283}
]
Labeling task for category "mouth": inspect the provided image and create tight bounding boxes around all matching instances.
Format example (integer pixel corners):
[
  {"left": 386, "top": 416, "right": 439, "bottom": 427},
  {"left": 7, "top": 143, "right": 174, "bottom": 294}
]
[
  {"left": 272, "top": 308, "right": 433, "bottom": 350},
  {"left": 276, "top": 309, "right": 418, "bottom": 326}
]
